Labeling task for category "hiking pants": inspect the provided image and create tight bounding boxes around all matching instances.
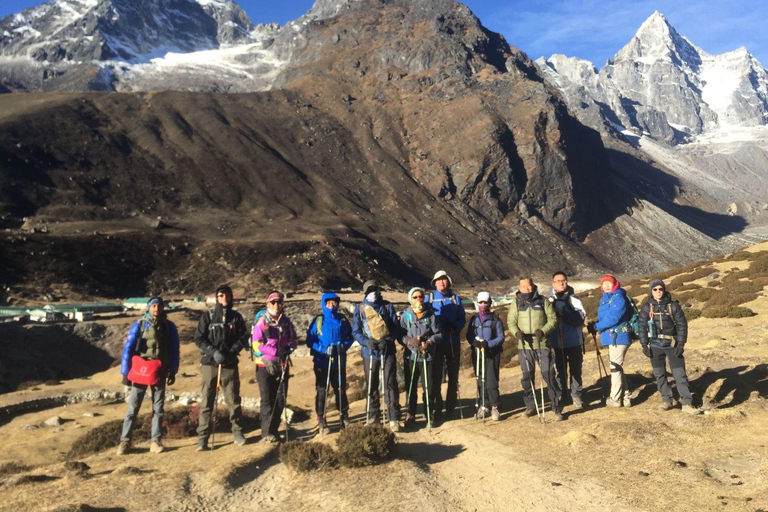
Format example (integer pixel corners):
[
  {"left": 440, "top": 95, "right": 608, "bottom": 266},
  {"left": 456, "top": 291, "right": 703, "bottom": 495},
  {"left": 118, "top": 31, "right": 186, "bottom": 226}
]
[
  {"left": 257, "top": 365, "right": 290, "bottom": 437},
  {"left": 554, "top": 346, "right": 584, "bottom": 401},
  {"left": 433, "top": 341, "right": 461, "bottom": 415},
  {"left": 472, "top": 348, "right": 501, "bottom": 408},
  {"left": 121, "top": 382, "right": 165, "bottom": 442},
  {"left": 403, "top": 355, "right": 435, "bottom": 418},
  {"left": 363, "top": 353, "right": 399, "bottom": 423},
  {"left": 314, "top": 359, "right": 348, "bottom": 420},
  {"left": 520, "top": 348, "right": 561, "bottom": 411},
  {"left": 197, "top": 364, "right": 243, "bottom": 440},
  {"left": 608, "top": 344, "right": 630, "bottom": 403},
  {"left": 650, "top": 346, "right": 693, "bottom": 405}
]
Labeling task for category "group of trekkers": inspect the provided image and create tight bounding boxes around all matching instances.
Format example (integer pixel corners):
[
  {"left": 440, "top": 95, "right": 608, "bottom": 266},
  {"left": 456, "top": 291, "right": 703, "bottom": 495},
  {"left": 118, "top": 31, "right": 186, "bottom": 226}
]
[{"left": 115, "top": 271, "right": 701, "bottom": 454}]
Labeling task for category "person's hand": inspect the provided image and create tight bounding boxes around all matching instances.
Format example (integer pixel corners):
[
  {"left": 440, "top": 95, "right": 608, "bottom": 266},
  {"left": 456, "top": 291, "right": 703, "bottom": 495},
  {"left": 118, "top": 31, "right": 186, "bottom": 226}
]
[
  {"left": 586, "top": 321, "right": 597, "bottom": 335},
  {"left": 167, "top": 373, "right": 176, "bottom": 386},
  {"left": 406, "top": 337, "right": 421, "bottom": 348},
  {"left": 366, "top": 338, "right": 377, "bottom": 351},
  {"left": 477, "top": 340, "right": 488, "bottom": 350},
  {"left": 674, "top": 343, "right": 685, "bottom": 358},
  {"left": 376, "top": 338, "right": 389, "bottom": 352},
  {"left": 515, "top": 331, "right": 524, "bottom": 341},
  {"left": 213, "top": 349, "right": 226, "bottom": 365},
  {"left": 642, "top": 345, "right": 652, "bottom": 358},
  {"left": 534, "top": 329, "right": 544, "bottom": 341},
  {"left": 122, "top": 376, "right": 131, "bottom": 387},
  {"left": 278, "top": 345, "right": 293, "bottom": 360},
  {"left": 325, "top": 345, "right": 338, "bottom": 356},
  {"left": 265, "top": 360, "right": 280, "bottom": 376}
]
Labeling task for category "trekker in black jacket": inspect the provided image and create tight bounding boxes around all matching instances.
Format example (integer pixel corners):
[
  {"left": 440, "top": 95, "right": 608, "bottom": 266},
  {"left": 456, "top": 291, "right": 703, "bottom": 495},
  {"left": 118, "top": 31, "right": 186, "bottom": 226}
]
[{"left": 638, "top": 279, "right": 702, "bottom": 415}]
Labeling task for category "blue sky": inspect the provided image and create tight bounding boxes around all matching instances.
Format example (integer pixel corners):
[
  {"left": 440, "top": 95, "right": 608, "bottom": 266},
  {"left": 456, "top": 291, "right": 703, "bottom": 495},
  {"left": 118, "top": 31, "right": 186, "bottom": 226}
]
[{"left": 2, "top": 0, "right": 767, "bottom": 69}]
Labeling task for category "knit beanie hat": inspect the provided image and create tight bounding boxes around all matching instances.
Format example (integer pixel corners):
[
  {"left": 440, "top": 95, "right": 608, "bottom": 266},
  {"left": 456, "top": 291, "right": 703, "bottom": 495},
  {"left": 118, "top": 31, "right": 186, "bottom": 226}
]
[
  {"left": 648, "top": 279, "right": 666, "bottom": 294},
  {"left": 600, "top": 274, "right": 616, "bottom": 287}
]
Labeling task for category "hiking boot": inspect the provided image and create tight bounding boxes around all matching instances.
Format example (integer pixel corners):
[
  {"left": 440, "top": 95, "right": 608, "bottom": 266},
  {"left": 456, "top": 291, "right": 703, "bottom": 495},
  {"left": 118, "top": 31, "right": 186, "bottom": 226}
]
[
  {"left": 476, "top": 406, "right": 489, "bottom": 420},
  {"left": 233, "top": 432, "right": 247, "bottom": 446},
  {"left": 682, "top": 405, "right": 703, "bottom": 415},
  {"left": 317, "top": 419, "right": 331, "bottom": 436},
  {"left": 196, "top": 438, "right": 209, "bottom": 452},
  {"left": 404, "top": 413, "right": 416, "bottom": 428},
  {"left": 491, "top": 407, "right": 500, "bottom": 421},
  {"left": 341, "top": 416, "right": 351, "bottom": 429},
  {"left": 261, "top": 433, "right": 278, "bottom": 444},
  {"left": 149, "top": 440, "right": 165, "bottom": 453},
  {"left": 572, "top": 397, "right": 583, "bottom": 409},
  {"left": 623, "top": 398, "right": 632, "bottom": 408},
  {"left": 552, "top": 410, "right": 565, "bottom": 422},
  {"left": 116, "top": 440, "right": 130, "bottom": 456},
  {"left": 389, "top": 420, "right": 401, "bottom": 433},
  {"left": 658, "top": 401, "right": 674, "bottom": 411},
  {"left": 605, "top": 399, "right": 622, "bottom": 408},
  {"left": 522, "top": 408, "right": 536, "bottom": 418},
  {"left": 365, "top": 416, "right": 381, "bottom": 426}
]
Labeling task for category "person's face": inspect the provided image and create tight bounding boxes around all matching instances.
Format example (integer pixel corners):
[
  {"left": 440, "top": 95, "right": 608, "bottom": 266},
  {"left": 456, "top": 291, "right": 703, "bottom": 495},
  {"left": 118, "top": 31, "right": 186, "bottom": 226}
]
[
  {"left": 651, "top": 285, "right": 665, "bottom": 301},
  {"left": 552, "top": 274, "right": 567, "bottom": 293},
  {"left": 325, "top": 299, "right": 339, "bottom": 310},
  {"left": 410, "top": 291, "right": 425, "bottom": 305},
  {"left": 601, "top": 281, "right": 613, "bottom": 293},
  {"left": 267, "top": 297, "right": 283, "bottom": 315},
  {"left": 435, "top": 277, "right": 450, "bottom": 293},
  {"left": 518, "top": 279, "right": 533, "bottom": 294},
  {"left": 217, "top": 292, "right": 231, "bottom": 307},
  {"left": 149, "top": 303, "right": 162, "bottom": 318}
]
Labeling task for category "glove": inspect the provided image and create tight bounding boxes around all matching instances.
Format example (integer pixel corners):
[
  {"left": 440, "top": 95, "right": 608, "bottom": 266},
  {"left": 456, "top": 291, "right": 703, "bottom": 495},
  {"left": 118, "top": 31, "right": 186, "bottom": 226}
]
[
  {"left": 122, "top": 376, "right": 130, "bottom": 386},
  {"left": 642, "top": 344, "right": 652, "bottom": 358},
  {"left": 586, "top": 321, "right": 597, "bottom": 335},
  {"left": 675, "top": 343, "right": 685, "bottom": 357},
  {"left": 376, "top": 338, "right": 389, "bottom": 353},
  {"left": 167, "top": 373, "right": 176, "bottom": 386},
  {"left": 325, "top": 345, "right": 338, "bottom": 356},
  {"left": 265, "top": 360, "right": 280, "bottom": 376},
  {"left": 477, "top": 339, "right": 488, "bottom": 350},
  {"left": 420, "top": 341, "right": 431, "bottom": 355},
  {"left": 515, "top": 331, "right": 524, "bottom": 341},
  {"left": 278, "top": 345, "right": 293, "bottom": 360},
  {"left": 406, "top": 337, "right": 421, "bottom": 349},
  {"left": 534, "top": 329, "right": 544, "bottom": 341},
  {"left": 213, "top": 349, "right": 226, "bottom": 365},
  {"left": 366, "top": 338, "right": 377, "bottom": 351}
]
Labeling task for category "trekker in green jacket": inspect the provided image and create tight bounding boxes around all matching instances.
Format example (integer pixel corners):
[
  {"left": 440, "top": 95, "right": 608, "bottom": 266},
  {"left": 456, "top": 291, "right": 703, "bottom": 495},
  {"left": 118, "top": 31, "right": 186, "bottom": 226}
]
[{"left": 507, "top": 277, "right": 563, "bottom": 421}]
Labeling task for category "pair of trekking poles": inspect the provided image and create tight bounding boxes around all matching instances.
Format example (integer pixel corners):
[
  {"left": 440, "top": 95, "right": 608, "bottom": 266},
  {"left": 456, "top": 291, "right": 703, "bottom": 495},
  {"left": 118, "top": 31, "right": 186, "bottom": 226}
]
[
  {"left": 474, "top": 346, "right": 486, "bottom": 425},
  {"left": 406, "top": 346, "right": 432, "bottom": 434},
  {"left": 320, "top": 344, "right": 345, "bottom": 435},
  {"left": 366, "top": 345, "right": 391, "bottom": 426}
]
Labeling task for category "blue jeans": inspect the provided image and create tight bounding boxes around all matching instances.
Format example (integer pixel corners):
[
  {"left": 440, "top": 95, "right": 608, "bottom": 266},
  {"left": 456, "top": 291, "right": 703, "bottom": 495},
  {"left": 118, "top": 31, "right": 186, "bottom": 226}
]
[{"left": 121, "top": 382, "right": 165, "bottom": 441}]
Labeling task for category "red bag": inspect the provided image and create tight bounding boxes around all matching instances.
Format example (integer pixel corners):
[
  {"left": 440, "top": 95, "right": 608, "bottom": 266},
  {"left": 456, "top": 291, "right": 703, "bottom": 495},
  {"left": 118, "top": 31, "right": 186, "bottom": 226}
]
[{"left": 127, "top": 355, "right": 163, "bottom": 386}]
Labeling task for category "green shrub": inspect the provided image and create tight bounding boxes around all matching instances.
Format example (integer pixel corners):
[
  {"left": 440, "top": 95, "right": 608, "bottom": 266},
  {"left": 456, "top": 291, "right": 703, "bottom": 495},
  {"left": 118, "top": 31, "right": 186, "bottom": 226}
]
[
  {"left": 336, "top": 424, "right": 395, "bottom": 468},
  {"left": 707, "top": 280, "right": 721, "bottom": 287},
  {"left": 706, "top": 292, "right": 759, "bottom": 308},
  {"left": 722, "top": 280, "right": 764, "bottom": 294},
  {"left": 685, "top": 308, "right": 702, "bottom": 321},
  {"left": 0, "top": 462, "right": 33, "bottom": 477},
  {"left": 727, "top": 251, "right": 753, "bottom": 261},
  {"left": 675, "top": 283, "right": 702, "bottom": 292},
  {"left": 691, "top": 288, "right": 717, "bottom": 302},
  {"left": 668, "top": 266, "right": 718, "bottom": 290},
  {"left": 701, "top": 306, "right": 756, "bottom": 318},
  {"left": 279, "top": 441, "right": 339, "bottom": 472},
  {"left": 748, "top": 254, "right": 768, "bottom": 275}
]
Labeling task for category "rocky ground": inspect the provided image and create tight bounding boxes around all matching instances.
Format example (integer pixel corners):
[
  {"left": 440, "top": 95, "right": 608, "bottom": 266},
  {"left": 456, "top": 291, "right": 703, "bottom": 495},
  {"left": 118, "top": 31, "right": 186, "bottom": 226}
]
[{"left": 0, "top": 245, "right": 767, "bottom": 512}]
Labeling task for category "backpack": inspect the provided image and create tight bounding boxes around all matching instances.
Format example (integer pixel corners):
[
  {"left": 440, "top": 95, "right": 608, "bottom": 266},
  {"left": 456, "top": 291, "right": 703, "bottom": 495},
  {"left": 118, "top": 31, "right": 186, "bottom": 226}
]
[
  {"left": 609, "top": 294, "right": 640, "bottom": 340},
  {"left": 361, "top": 304, "right": 390, "bottom": 340}
]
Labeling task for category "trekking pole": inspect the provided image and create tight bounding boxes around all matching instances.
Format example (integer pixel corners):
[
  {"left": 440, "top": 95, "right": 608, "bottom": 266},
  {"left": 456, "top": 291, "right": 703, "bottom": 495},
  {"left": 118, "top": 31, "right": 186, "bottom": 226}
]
[
  {"left": 211, "top": 364, "right": 222, "bottom": 450},
  {"left": 526, "top": 351, "right": 542, "bottom": 421},
  {"left": 538, "top": 349, "right": 546, "bottom": 421},
  {"left": 338, "top": 347, "right": 344, "bottom": 431},
  {"left": 380, "top": 351, "right": 388, "bottom": 424},
  {"left": 423, "top": 356, "right": 432, "bottom": 434},
  {"left": 449, "top": 338, "right": 464, "bottom": 420},
  {"left": 474, "top": 348, "right": 481, "bottom": 421},
  {"left": 322, "top": 350, "right": 333, "bottom": 435},
  {"left": 267, "top": 360, "right": 288, "bottom": 439},
  {"left": 282, "top": 356, "right": 291, "bottom": 442},
  {"left": 407, "top": 352, "right": 418, "bottom": 420},
  {"left": 365, "top": 350, "right": 375, "bottom": 424},
  {"left": 481, "top": 347, "right": 486, "bottom": 426},
  {"left": 592, "top": 333, "right": 608, "bottom": 404}
]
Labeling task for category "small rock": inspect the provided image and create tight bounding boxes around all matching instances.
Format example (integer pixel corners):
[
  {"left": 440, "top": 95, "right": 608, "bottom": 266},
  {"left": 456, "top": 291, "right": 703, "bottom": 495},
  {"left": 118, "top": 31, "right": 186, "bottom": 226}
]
[
  {"left": 675, "top": 461, "right": 688, "bottom": 468},
  {"left": 551, "top": 482, "right": 562, "bottom": 487},
  {"left": 717, "top": 496, "right": 725, "bottom": 500},
  {"left": 63, "top": 461, "right": 90, "bottom": 474},
  {"left": 638, "top": 471, "right": 650, "bottom": 477},
  {"left": 42, "top": 416, "right": 62, "bottom": 427},
  {"left": 72, "top": 424, "right": 84, "bottom": 429},
  {"left": 731, "top": 474, "right": 739, "bottom": 479},
  {"left": 22, "top": 424, "right": 39, "bottom": 430}
]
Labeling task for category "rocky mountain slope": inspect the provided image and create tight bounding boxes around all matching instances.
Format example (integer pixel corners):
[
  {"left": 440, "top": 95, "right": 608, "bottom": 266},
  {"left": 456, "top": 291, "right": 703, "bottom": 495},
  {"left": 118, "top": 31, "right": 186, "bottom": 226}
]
[{"left": 0, "top": 0, "right": 761, "bottom": 299}]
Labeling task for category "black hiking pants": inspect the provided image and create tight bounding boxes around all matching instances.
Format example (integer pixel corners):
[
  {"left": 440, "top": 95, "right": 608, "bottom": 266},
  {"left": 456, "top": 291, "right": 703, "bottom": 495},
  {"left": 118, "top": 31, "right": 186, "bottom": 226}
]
[
  {"left": 433, "top": 341, "right": 461, "bottom": 416},
  {"left": 520, "top": 348, "right": 562, "bottom": 412},
  {"left": 553, "top": 346, "right": 584, "bottom": 402},
  {"left": 472, "top": 348, "right": 501, "bottom": 408},
  {"left": 363, "top": 352, "right": 400, "bottom": 423},
  {"left": 403, "top": 354, "right": 435, "bottom": 419},
  {"left": 257, "top": 365, "right": 290, "bottom": 437},
  {"left": 314, "top": 360, "right": 349, "bottom": 420},
  {"left": 650, "top": 346, "right": 693, "bottom": 405}
]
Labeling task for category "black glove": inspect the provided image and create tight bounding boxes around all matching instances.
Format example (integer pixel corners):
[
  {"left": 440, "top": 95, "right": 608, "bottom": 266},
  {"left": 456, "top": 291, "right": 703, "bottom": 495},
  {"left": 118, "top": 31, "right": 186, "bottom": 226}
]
[
  {"left": 675, "top": 343, "right": 685, "bottom": 357},
  {"left": 642, "top": 345, "right": 652, "bottom": 358},
  {"left": 376, "top": 338, "right": 389, "bottom": 354},
  {"left": 474, "top": 339, "right": 488, "bottom": 350},
  {"left": 586, "top": 321, "right": 597, "bottom": 335},
  {"left": 122, "top": 376, "right": 131, "bottom": 386},
  {"left": 366, "top": 338, "right": 377, "bottom": 351},
  {"left": 515, "top": 331, "right": 525, "bottom": 341},
  {"left": 213, "top": 349, "right": 226, "bottom": 365},
  {"left": 167, "top": 373, "right": 176, "bottom": 386},
  {"left": 278, "top": 345, "right": 293, "bottom": 360},
  {"left": 534, "top": 329, "right": 544, "bottom": 341}
]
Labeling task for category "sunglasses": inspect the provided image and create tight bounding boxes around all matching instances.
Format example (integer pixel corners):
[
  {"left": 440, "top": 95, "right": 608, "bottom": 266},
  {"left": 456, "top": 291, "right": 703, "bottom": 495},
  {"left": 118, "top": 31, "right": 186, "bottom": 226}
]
[
  {"left": 412, "top": 295, "right": 424, "bottom": 300},
  {"left": 652, "top": 287, "right": 664, "bottom": 292}
]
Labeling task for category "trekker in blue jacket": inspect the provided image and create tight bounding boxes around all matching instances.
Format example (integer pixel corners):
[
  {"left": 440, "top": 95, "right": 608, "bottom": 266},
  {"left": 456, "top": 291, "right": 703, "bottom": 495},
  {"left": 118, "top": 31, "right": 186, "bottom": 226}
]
[
  {"left": 466, "top": 291, "right": 505, "bottom": 421},
  {"left": 117, "top": 297, "right": 180, "bottom": 455},
  {"left": 426, "top": 270, "right": 466, "bottom": 420},
  {"left": 352, "top": 280, "right": 401, "bottom": 431},
  {"left": 547, "top": 272, "right": 587, "bottom": 409},
  {"left": 587, "top": 274, "right": 633, "bottom": 408},
  {"left": 306, "top": 292, "right": 354, "bottom": 434}
]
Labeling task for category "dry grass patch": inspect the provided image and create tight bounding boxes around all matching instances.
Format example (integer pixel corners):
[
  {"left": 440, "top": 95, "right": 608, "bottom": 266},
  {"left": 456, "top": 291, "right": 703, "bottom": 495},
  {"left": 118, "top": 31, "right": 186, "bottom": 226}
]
[
  {"left": 336, "top": 424, "right": 395, "bottom": 468},
  {"left": 279, "top": 441, "right": 339, "bottom": 472}
]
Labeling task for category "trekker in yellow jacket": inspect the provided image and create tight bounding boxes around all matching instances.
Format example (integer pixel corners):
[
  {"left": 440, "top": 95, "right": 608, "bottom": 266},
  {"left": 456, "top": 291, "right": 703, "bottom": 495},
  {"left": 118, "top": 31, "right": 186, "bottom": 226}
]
[{"left": 507, "top": 277, "right": 563, "bottom": 421}]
